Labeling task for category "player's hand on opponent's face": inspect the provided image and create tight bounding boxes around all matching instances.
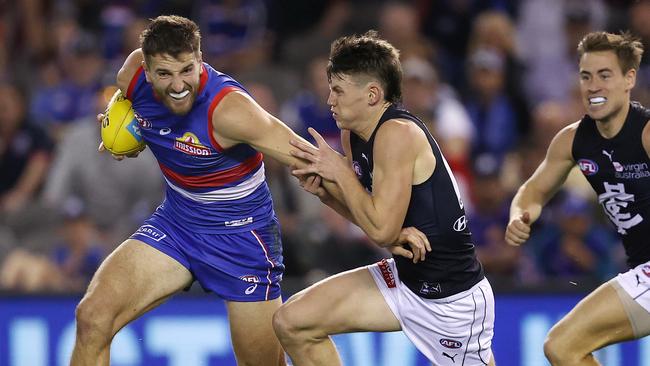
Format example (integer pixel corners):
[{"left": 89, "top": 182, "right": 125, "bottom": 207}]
[
  {"left": 96, "top": 113, "right": 145, "bottom": 161},
  {"left": 505, "top": 211, "right": 531, "bottom": 246},
  {"left": 389, "top": 227, "right": 431, "bottom": 264},
  {"left": 290, "top": 128, "right": 347, "bottom": 182}
]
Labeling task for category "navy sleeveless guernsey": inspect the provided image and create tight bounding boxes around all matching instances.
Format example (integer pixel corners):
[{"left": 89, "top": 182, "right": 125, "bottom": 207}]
[
  {"left": 349, "top": 105, "right": 484, "bottom": 299},
  {"left": 572, "top": 102, "right": 650, "bottom": 267}
]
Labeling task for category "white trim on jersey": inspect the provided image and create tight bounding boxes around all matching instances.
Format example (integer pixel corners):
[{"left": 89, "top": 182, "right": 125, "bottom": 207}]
[
  {"left": 368, "top": 258, "right": 494, "bottom": 365},
  {"left": 431, "top": 138, "right": 464, "bottom": 209},
  {"left": 165, "top": 164, "right": 266, "bottom": 202}
]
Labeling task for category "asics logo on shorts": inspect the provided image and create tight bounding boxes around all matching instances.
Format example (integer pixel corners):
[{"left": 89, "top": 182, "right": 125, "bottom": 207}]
[
  {"left": 245, "top": 284, "right": 258, "bottom": 294},
  {"left": 240, "top": 275, "right": 260, "bottom": 295}
]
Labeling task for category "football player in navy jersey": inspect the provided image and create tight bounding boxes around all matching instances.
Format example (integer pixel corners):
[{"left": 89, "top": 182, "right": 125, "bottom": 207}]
[
  {"left": 274, "top": 31, "right": 495, "bottom": 366},
  {"left": 506, "top": 31, "right": 650, "bottom": 365},
  {"left": 71, "top": 16, "right": 428, "bottom": 366}
]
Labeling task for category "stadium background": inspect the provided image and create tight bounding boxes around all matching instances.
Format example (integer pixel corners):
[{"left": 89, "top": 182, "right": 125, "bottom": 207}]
[{"left": 1, "top": 0, "right": 650, "bottom": 365}]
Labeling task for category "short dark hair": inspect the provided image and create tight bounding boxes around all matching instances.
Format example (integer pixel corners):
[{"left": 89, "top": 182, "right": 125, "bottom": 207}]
[
  {"left": 140, "top": 15, "right": 201, "bottom": 63},
  {"left": 577, "top": 31, "right": 644, "bottom": 74},
  {"left": 328, "top": 30, "right": 402, "bottom": 104}
]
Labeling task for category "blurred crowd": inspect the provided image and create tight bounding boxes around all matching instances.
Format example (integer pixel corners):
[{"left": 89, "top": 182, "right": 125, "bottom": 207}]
[{"left": 1, "top": 0, "right": 649, "bottom": 294}]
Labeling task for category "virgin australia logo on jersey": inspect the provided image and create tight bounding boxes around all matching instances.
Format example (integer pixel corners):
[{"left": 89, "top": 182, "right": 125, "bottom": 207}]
[{"left": 614, "top": 162, "right": 650, "bottom": 179}]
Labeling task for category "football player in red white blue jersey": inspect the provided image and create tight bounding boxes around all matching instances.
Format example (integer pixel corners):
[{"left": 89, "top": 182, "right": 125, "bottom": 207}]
[{"left": 70, "top": 15, "right": 428, "bottom": 366}]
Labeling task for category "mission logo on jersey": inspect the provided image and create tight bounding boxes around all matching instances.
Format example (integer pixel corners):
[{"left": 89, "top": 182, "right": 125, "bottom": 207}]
[{"left": 174, "top": 132, "right": 212, "bottom": 156}]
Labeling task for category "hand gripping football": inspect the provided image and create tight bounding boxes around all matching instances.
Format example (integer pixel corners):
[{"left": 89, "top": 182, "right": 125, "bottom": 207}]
[{"left": 101, "top": 90, "right": 145, "bottom": 155}]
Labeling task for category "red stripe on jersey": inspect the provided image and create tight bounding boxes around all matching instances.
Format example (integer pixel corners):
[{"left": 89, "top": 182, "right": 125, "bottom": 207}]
[
  {"left": 160, "top": 152, "right": 263, "bottom": 189},
  {"left": 126, "top": 66, "right": 144, "bottom": 100},
  {"left": 207, "top": 86, "right": 240, "bottom": 152},
  {"left": 198, "top": 64, "right": 208, "bottom": 93}
]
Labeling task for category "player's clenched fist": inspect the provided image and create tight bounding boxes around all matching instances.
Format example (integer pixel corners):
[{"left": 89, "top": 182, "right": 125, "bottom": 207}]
[{"left": 505, "top": 211, "right": 531, "bottom": 246}]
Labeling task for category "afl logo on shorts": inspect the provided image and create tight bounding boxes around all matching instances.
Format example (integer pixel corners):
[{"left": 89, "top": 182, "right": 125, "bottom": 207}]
[
  {"left": 578, "top": 159, "right": 598, "bottom": 176},
  {"left": 439, "top": 338, "right": 463, "bottom": 349},
  {"left": 453, "top": 215, "right": 467, "bottom": 232}
]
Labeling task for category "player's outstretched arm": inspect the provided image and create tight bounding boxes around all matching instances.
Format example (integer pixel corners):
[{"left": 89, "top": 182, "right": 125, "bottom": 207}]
[
  {"left": 210, "top": 90, "right": 316, "bottom": 168},
  {"left": 506, "top": 123, "right": 578, "bottom": 246},
  {"left": 292, "top": 121, "right": 419, "bottom": 246},
  {"left": 292, "top": 166, "right": 431, "bottom": 262}
]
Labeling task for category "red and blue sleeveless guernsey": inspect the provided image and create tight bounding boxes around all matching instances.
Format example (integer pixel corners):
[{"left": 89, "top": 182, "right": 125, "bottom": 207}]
[{"left": 126, "top": 63, "right": 275, "bottom": 234}]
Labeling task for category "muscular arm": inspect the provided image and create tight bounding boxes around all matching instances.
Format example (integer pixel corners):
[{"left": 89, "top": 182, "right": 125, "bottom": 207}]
[
  {"left": 116, "top": 49, "right": 144, "bottom": 94},
  {"left": 506, "top": 123, "right": 578, "bottom": 245},
  {"left": 335, "top": 121, "right": 417, "bottom": 245},
  {"left": 211, "top": 91, "right": 314, "bottom": 168}
]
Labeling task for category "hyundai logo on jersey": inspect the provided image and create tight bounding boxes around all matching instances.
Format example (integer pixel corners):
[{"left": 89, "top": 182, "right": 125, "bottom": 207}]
[{"left": 453, "top": 215, "right": 467, "bottom": 232}]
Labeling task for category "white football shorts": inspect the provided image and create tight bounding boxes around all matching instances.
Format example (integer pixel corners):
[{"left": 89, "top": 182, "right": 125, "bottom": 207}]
[
  {"left": 368, "top": 258, "right": 495, "bottom": 365},
  {"left": 613, "top": 260, "right": 650, "bottom": 336}
]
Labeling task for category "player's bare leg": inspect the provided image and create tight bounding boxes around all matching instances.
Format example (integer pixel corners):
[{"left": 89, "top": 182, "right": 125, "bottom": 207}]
[
  {"left": 273, "top": 267, "right": 401, "bottom": 366},
  {"left": 544, "top": 282, "right": 637, "bottom": 365},
  {"left": 227, "top": 298, "right": 286, "bottom": 366},
  {"left": 70, "top": 239, "right": 192, "bottom": 366}
]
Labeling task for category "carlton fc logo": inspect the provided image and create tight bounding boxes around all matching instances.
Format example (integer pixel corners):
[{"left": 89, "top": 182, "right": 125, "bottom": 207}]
[
  {"left": 578, "top": 159, "right": 598, "bottom": 176},
  {"left": 352, "top": 161, "right": 363, "bottom": 178},
  {"left": 174, "top": 132, "right": 211, "bottom": 156}
]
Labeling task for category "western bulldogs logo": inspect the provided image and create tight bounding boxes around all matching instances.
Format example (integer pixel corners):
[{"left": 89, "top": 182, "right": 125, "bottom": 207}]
[
  {"left": 578, "top": 159, "right": 598, "bottom": 176},
  {"left": 134, "top": 111, "right": 152, "bottom": 129}
]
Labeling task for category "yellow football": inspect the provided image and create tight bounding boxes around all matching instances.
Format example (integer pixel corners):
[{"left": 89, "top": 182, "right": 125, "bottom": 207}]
[{"left": 101, "top": 90, "right": 145, "bottom": 155}]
